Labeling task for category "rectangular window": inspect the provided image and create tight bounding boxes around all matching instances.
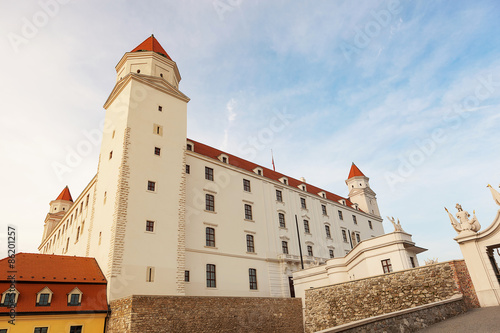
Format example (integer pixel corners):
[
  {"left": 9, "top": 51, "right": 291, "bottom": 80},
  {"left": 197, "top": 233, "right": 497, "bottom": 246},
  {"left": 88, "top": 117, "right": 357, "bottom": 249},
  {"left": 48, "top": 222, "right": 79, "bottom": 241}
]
[
  {"left": 185, "top": 165, "right": 190, "bottom": 174},
  {"left": 206, "top": 264, "right": 216, "bottom": 288},
  {"left": 147, "top": 181, "right": 156, "bottom": 191},
  {"left": 154, "top": 147, "right": 161, "bottom": 156},
  {"left": 307, "top": 245, "right": 313, "bottom": 257},
  {"left": 2, "top": 293, "right": 16, "bottom": 306},
  {"left": 276, "top": 190, "right": 283, "bottom": 202},
  {"left": 187, "top": 143, "right": 192, "bottom": 151},
  {"left": 410, "top": 257, "right": 416, "bottom": 268},
  {"left": 325, "top": 225, "right": 331, "bottom": 238},
  {"left": 368, "top": 220, "right": 373, "bottom": 229},
  {"left": 381, "top": 259, "right": 393, "bottom": 274},
  {"left": 356, "top": 233, "right": 361, "bottom": 243},
  {"left": 222, "top": 156, "right": 228, "bottom": 163},
  {"left": 185, "top": 270, "right": 190, "bottom": 282},
  {"left": 303, "top": 220, "right": 310, "bottom": 233},
  {"left": 338, "top": 210, "right": 343, "bottom": 220},
  {"left": 38, "top": 293, "right": 50, "bottom": 306},
  {"left": 206, "top": 194, "right": 215, "bottom": 211},
  {"left": 205, "top": 167, "right": 214, "bottom": 181},
  {"left": 352, "top": 215, "right": 357, "bottom": 224},
  {"left": 249, "top": 268, "right": 258, "bottom": 290},
  {"left": 329, "top": 249, "right": 334, "bottom": 258},
  {"left": 322, "top": 204, "right": 327, "bottom": 215},
  {"left": 243, "top": 179, "right": 251, "bottom": 192},
  {"left": 282, "top": 241, "right": 289, "bottom": 254},
  {"left": 146, "top": 266, "right": 155, "bottom": 282},
  {"left": 109, "top": 151, "right": 113, "bottom": 159},
  {"left": 342, "top": 229, "right": 348, "bottom": 242},
  {"left": 300, "top": 198, "right": 307, "bottom": 209},
  {"left": 246, "top": 234, "right": 255, "bottom": 252},
  {"left": 244, "top": 204, "right": 253, "bottom": 220},
  {"left": 85, "top": 194, "right": 89, "bottom": 207},
  {"left": 158, "top": 105, "right": 163, "bottom": 111},
  {"left": 278, "top": 213, "right": 286, "bottom": 228},
  {"left": 206, "top": 227, "right": 215, "bottom": 247},
  {"left": 70, "top": 326, "right": 83, "bottom": 333},
  {"left": 146, "top": 220, "right": 155, "bottom": 232},
  {"left": 154, "top": 124, "right": 163, "bottom": 136},
  {"left": 34, "top": 328, "right": 48, "bottom": 333},
  {"left": 69, "top": 294, "right": 80, "bottom": 306}
]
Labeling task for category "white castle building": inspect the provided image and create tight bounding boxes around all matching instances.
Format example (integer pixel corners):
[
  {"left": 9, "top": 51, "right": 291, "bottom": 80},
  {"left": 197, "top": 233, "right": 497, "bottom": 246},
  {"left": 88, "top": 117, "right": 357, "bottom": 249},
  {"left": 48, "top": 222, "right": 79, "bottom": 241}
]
[{"left": 39, "top": 36, "right": 394, "bottom": 301}]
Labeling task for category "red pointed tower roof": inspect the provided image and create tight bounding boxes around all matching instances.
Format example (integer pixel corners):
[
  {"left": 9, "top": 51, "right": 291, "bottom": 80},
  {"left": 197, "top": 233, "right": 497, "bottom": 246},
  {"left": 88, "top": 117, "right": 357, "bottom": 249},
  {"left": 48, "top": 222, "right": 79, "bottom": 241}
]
[
  {"left": 56, "top": 186, "right": 73, "bottom": 202},
  {"left": 131, "top": 34, "right": 172, "bottom": 60},
  {"left": 348, "top": 163, "right": 366, "bottom": 179}
]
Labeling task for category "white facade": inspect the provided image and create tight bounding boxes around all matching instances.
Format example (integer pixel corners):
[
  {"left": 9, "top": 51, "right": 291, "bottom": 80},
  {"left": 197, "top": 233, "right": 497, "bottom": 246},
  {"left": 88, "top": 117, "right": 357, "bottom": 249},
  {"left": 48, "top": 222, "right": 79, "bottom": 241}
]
[{"left": 38, "top": 36, "right": 387, "bottom": 301}]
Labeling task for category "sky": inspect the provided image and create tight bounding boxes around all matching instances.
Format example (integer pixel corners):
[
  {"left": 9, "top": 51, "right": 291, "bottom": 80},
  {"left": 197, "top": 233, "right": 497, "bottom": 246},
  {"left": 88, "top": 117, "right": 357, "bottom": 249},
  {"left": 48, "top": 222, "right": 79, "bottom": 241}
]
[{"left": 1, "top": 0, "right": 500, "bottom": 262}]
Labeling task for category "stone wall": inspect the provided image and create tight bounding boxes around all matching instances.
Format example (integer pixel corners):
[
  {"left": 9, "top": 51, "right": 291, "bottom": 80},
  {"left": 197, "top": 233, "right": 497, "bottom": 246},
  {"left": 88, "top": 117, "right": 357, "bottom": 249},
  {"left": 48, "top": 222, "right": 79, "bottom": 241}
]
[
  {"left": 107, "top": 295, "right": 304, "bottom": 333},
  {"left": 304, "top": 260, "right": 478, "bottom": 333}
]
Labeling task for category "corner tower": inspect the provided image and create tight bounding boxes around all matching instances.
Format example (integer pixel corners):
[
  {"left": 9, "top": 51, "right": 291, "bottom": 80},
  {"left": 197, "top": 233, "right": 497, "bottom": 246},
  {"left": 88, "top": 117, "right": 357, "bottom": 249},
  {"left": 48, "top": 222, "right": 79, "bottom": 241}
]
[
  {"left": 42, "top": 186, "right": 73, "bottom": 242},
  {"left": 346, "top": 163, "right": 380, "bottom": 217},
  {"left": 89, "top": 35, "right": 190, "bottom": 301}
]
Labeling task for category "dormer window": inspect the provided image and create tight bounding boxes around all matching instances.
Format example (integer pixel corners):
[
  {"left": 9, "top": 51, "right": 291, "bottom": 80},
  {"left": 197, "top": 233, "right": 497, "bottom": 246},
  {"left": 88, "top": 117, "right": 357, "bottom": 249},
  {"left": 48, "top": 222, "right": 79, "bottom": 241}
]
[
  {"left": 299, "top": 184, "right": 306, "bottom": 191},
  {"left": 253, "top": 167, "right": 263, "bottom": 176},
  {"left": 67, "top": 287, "right": 83, "bottom": 306},
  {"left": 279, "top": 177, "right": 288, "bottom": 185},
  {"left": 186, "top": 142, "right": 193, "bottom": 151},
  {"left": 218, "top": 154, "right": 229, "bottom": 164},
  {"left": 339, "top": 199, "right": 346, "bottom": 205},
  {"left": 1, "top": 288, "right": 20, "bottom": 306},
  {"left": 36, "top": 287, "right": 53, "bottom": 306},
  {"left": 318, "top": 191, "right": 326, "bottom": 198}
]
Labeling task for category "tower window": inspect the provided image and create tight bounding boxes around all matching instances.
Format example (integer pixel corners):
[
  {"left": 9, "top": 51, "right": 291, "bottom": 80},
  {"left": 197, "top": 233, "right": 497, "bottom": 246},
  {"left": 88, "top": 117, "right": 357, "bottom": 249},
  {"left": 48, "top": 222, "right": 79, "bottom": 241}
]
[
  {"left": 244, "top": 204, "right": 253, "bottom": 220},
  {"left": 160, "top": 73, "right": 163, "bottom": 78},
  {"left": 206, "top": 264, "right": 216, "bottom": 288},
  {"left": 342, "top": 229, "right": 348, "bottom": 242},
  {"left": 368, "top": 220, "right": 373, "bottom": 229},
  {"left": 109, "top": 151, "right": 113, "bottom": 159},
  {"left": 278, "top": 213, "right": 286, "bottom": 228},
  {"left": 147, "top": 181, "right": 156, "bottom": 192},
  {"left": 205, "top": 194, "right": 215, "bottom": 211},
  {"left": 300, "top": 198, "right": 307, "bottom": 209},
  {"left": 246, "top": 234, "right": 255, "bottom": 252},
  {"left": 243, "top": 179, "right": 251, "bottom": 192},
  {"left": 356, "top": 233, "right": 361, "bottom": 243},
  {"left": 153, "top": 124, "right": 163, "bottom": 136},
  {"left": 206, "top": 227, "right": 215, "bottom": 247},
  {"left": 137, "top": 69, "right": 141, "bottom": 73},
  {"left": 338, "top": 210, "right": 343, "bottom": 220},
  {"left": 205, "top": 167, "right": 214, "bottom": 181},
  {"left": 381, "top": 259, "right": 393, "bottom": 273},
  {"left": 184, "top": 270, "right": 190, "bottom": 282},
  {"left": 322, "top": 204, "right": 327, "bottom": 215},
  {"left": 352, "top": 215, "right": 357, "bottom": 224},
  {"left": 325, "top": 225, "right": 331, "bottom": 238},
  {"left": 186, "top": 165, "right": 190, "bottom": 174},
  {"left": 329, "top": 249, "right": 334, "bottom": 258},
  {"left": 282, "top": 241, "right": 289, "bottom": 254},
  {"left": 154, "top": 147, "right": 161, "bottom": 156},
  {"left": 158, "top": 105, "right": 163, "bottom": 111},
  {"left": 249, "top": 268, "right": 258, "bottom": 290},
  {"left": 187, "top": 144, "right": 193, "bottom": 151},
  {"left": 146, "top": 266, "right": 155, "bottom": 282},
  {"left": 307, "top": 245, "right": 313, "bottom": 257},
  {"left": 276, "top": 190, "right": 282, "bottom": 202},
  {"left": 303, "top": 220, "right": 310, "bottom": 234},
  {"left": 146, "top": 220, "right": 155, "bottom": 232}
]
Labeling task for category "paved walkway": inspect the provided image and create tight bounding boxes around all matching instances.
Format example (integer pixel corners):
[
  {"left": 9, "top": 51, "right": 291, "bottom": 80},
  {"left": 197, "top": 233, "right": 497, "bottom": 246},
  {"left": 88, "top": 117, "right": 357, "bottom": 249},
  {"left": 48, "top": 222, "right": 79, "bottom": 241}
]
[{"left": 418, "top": 306, "right": 500, "bottom": 332}]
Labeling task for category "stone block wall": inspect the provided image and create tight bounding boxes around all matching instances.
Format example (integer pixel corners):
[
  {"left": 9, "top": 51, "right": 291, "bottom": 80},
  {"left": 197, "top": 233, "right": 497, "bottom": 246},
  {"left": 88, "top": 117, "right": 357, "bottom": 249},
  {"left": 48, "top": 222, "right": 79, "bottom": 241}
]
[
  {"left": 304, "top": 260, "right": 477, "bottom": 333},
  {"left": 107, "top": 295, "right": 304, "bottom": 333}
]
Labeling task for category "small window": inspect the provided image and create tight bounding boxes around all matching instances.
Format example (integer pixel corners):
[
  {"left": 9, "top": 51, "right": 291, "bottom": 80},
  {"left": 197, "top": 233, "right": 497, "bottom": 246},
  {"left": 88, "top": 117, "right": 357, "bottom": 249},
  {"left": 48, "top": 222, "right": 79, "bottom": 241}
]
[
  {"left": 381, "top": 259, "right": 393, "bottom": 273},
  {"left": 70, "top": 326, "right": 83, "bottom": 333},
  {"left": 322, "top": 193, "right": 326, "bottom": 198},
  {"left": 244, "top": 204, "right": 253, "bottom": 220},
  {"left": 249, "top": 268, "right": 258, "bottom": 290},
  {"left": 206, "top": 194, "right": 215, "bottom": 212},
  {"left": 302, "top": 185, "right": 306, "bottom": 191},
  {"left": 206, "top": 264, "right": 216, "bottom": 288},
  {"left": 342, "top": 229, "right": 348, "bottom": 242},
  {"left": 338, "top": 210, "right": 343, "bottom": 220},
  {"left": 246, "top": 234, "right": 255, "bottom": 252},
  {"left": 76, "top": 227, "right": 80, "bottom": 242},
  {"left": 206, "top": 227, "right": 215, "bottom": 247},
  {"left": 352, "top": 215, "right": 357, "bottom": 224},
  {"left": 158, "top": 105, "right": 163, "bottom": 111},
  {"left": 300, "top": 198, "right": 307, "bottom": 209},
  {"left": 303, "top": 220, "right": 310, "bottom": 233},
  {"left": 185, "top": 270, "right": 190, "bottom": 282},
  {"left": 68, "top": 294, "right": 80, "bottom": 306},
  {"left": 282, "top": 241, "right": 289, "bottom": 254},
  {"left": 154, "top": 147, "right": 161, "bottom": 156},
  {"left": 307, "top": 245, "right": 313, "bottom": 257},
  {"left": 160, "top": 73, "right": 163, "bottom": 78},
  {"left": 356, "top": 233, "right": 361, "bottom": 243},
  {"left": 38, "top": 293, "right": 50, "bottom": 306},
  {"left": 205, "top": 167, "right": 214, "bottom": 181},
  {"left": 283, "top": 179, "right": 287, "bottom": 184},
  {"left": 146, "top": 220, "right": 155, "bottom": 232},
  {"left": 368, "top": 220, "right": 373, "bottom": 229},
  {"left": 147, "top": 181, "right": 156, "bottom": 191},
  {"left": 137, "top": 69, "right": 141, "bottom": 73},
  {"left": 34, "top": 328, "right": 48, "bottom": 333},
  {"left": 154, "top": 124, "right": 163, "bottom": 136},
  {"left": 186, "top": 165, "right": 190, "bottom": 174},
  {"left": 322, "top": 204, "right": 327, "bottom": 215},
  {"left": 187, "top": 143, "right": 193, "bottom": 151},
  {"left": 410, "top": 257, "right": 416, "bottom": 268},
  {"left": 276, "top": 190, "right": 282, "bottom": 202},
  {"left": 222, "top": 156, "right": 227, "bottom": 163},
  {"left": 85, "top": 194, "right": 89, "bottom": 207},
  {"left": 329, "top": 249, "right": 334, "bottom": 258},
  {"left": 243, "top": 179, "right": 251, "bottom": 192},
  {"left": 109, "top": 151, "right": 113, "bottom": 159},
  {"left": 278, "top": 213, "right": 286, "bottom": 228},
  {"left": 146, "top": 266, "right": 155, "bottom": 282},
  {"left": 325, "top": 225, "right": 331, "bottom": 238}
]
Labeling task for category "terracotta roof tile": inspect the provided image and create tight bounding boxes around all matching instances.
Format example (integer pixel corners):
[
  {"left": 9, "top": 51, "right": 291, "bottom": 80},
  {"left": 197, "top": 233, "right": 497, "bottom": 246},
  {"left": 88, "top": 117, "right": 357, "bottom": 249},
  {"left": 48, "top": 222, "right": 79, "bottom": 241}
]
[
  {"left": 348, "top": 163, "right": 366, "bottom": 179},
  {"left": 131, "top": 34, "right": 172, "bottom": 60},
  {"left": 188, "top": 139, "right": 355, "bottom": 207},
  {"left": 56, "top": 186, "right": 73, "bottom": 202}
]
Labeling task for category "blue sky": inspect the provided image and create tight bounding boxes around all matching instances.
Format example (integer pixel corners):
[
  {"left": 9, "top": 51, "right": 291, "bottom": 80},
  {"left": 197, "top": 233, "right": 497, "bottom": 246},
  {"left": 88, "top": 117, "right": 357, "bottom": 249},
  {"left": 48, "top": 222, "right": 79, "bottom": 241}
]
[{"left": 1, "top": 0, "right": 500, "bottom": 262}]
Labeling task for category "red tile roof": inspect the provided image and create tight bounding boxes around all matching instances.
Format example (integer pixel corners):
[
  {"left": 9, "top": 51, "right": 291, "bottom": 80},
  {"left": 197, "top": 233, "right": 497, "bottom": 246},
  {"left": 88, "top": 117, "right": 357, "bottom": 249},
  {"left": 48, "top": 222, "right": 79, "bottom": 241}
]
[
  {"left": 0, "top": 253, "right": 106, "bottom": 283},
  {"left": 0, "top": 253, "right": 107, "bottom": 314},
  {"left": 56, "top": 186, "right": 73, "bottom": 202},
  {"left": 188, "top": 139, "right": 355, "bottom": 207},
  {"left": 348, "top": 163, "right": 366, "bottom": 179},
  {"left": 131, "top": 34, "right": 172, "bottom": 60}
]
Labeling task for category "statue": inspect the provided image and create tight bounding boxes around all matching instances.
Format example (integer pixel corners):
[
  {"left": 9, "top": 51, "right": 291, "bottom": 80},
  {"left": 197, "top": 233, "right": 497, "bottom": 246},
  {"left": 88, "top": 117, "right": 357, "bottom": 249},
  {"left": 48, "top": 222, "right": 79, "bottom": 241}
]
[
  {"left": 387, "top": 216, "right": 404, "bottom": 232},
  {"left": 445, "top": 204, "right": 481, "bottom": 233},
  {"left": 487, "top": 184, "right": 500, "bottom": 206}
]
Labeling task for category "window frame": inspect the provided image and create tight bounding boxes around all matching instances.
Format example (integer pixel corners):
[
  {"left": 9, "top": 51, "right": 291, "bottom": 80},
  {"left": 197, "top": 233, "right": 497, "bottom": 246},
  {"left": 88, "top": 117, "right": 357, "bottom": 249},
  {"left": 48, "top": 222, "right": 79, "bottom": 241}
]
[
  {"left": 341, "top": 229, "right": 348, "bottom": 243},
  {"left": 276, "top": 189, "right": 283, "bottom": 202},
  {"left": 325, "top": 225, "right": 331, "bottom": 238},
  {"left": 206, "top": 227, "right": 215, "bottom": 247},
  {"left": 243, "top": 179, "right": 251, "bottom": 192},
  {"left": 322, "top": 204, "right": 327, "bottom": 215},
  {"left": 282, "top": 241, "right": 289, "bottom": 254},
  {"left": 147, "top": 181, "right": 156, "bottom": 192},
  {"left": 329, "top": 249, "right": 335, "bottom": 258},
  {"left": 300, "top": 197, "right": 307, "bottom": 209},
  {"left": 249, "top": 268, "right": 258, "bottom": 290},
  {"left": 205, "top": 167, "right": 214, "bottom": 181},
  {"left": 246, "top": 234, "right": 255, "bottom": 253},
  {"left": 244, "top": 204, "right": 253, "bottom": 220},
  {"left": 307, "top": 245, "right": 313, "bottom": 257},
  {"left": 205, "top": 194, "right": 215, "bottom": 212},
  {"left": 303, "top": 220, "right": 310, "bottom": 234},
  {"left": 154, "top": 147, "right": 161, "bottom": 156},
  {"left": 338, "top": 210, "right": 343, "bottom": 220},
  {"left": 278, "top": 213, "right": 286, "bottom": 228},
  {"left": 146, "top": 220, "right": 155, "bottom": 232},
  {"left": 352, "top": 215, "right": 357, "bottom": 224},
  {"left": 206, "top": 264, "right": 216, "bottom": 288},
  {"left": 381, "top": 259, "right": 393, "bottom": 274}
]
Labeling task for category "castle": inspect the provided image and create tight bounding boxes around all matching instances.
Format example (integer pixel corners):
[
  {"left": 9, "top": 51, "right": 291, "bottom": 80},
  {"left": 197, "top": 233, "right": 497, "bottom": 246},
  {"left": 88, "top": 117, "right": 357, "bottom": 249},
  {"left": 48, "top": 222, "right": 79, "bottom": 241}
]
[{"left": 39, "top": 35, "right": 388, "bottom": 301}]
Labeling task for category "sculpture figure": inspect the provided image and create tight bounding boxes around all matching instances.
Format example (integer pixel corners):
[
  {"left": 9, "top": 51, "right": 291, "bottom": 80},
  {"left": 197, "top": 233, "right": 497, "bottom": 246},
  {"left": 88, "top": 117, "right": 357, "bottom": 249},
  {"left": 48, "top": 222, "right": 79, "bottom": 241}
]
[
  {"left": 445, "top": 204, "right": 481, "bottom": 233},
  {"left": 387, "top": 216, "right": 404, "bottom": 232}
]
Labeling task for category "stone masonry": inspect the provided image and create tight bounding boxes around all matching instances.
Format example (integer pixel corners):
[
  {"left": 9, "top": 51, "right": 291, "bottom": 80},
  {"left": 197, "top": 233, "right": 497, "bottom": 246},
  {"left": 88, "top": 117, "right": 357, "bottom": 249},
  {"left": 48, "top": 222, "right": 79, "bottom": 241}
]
[
  {"left": 107, "top": 295, "right": 304, "bottom": 333},
  {"left": 304, "top": 260, "right": 478, "bottom": 333}
]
